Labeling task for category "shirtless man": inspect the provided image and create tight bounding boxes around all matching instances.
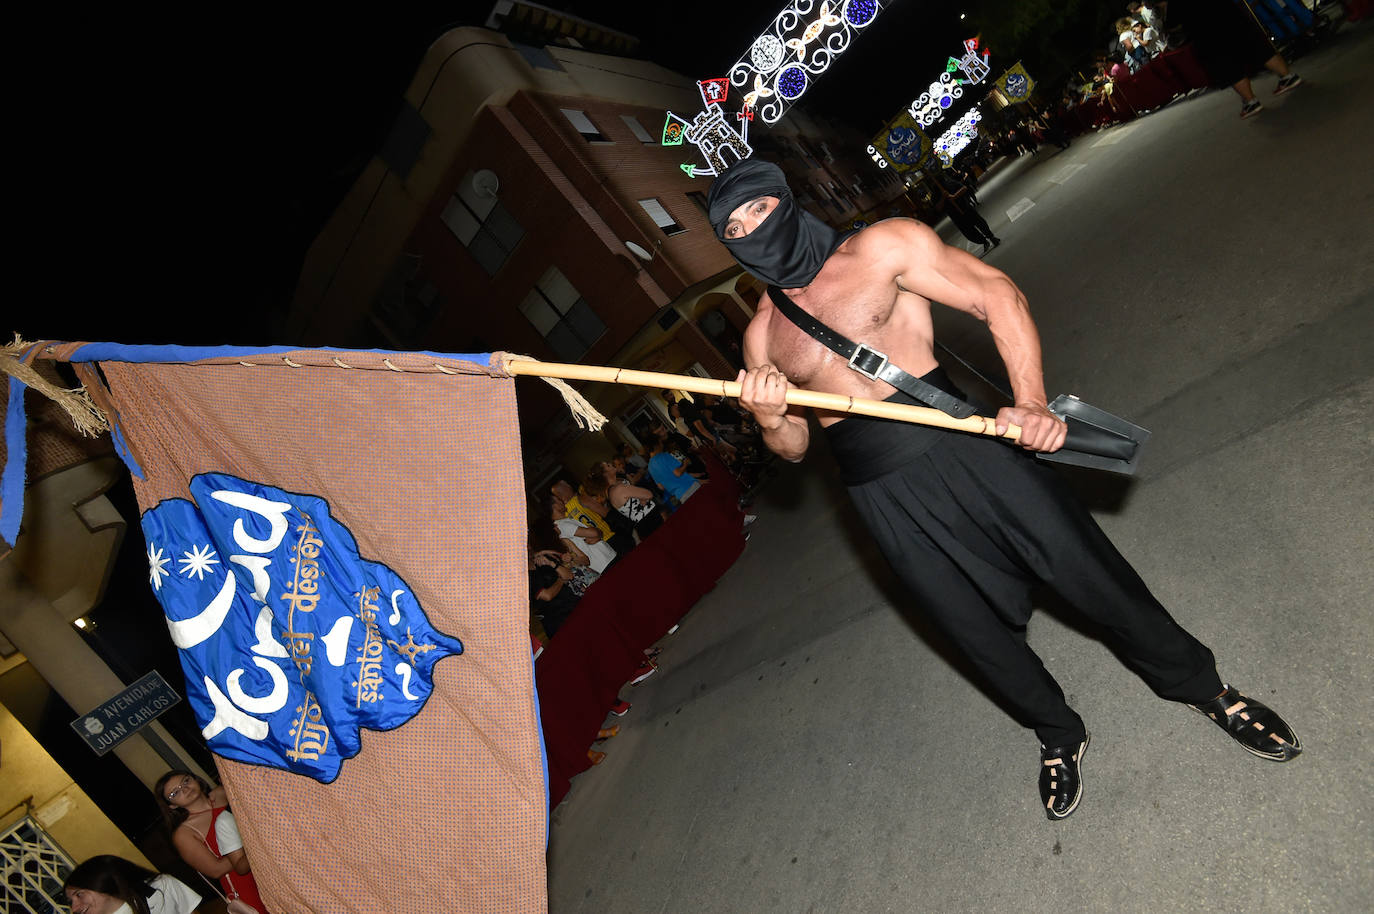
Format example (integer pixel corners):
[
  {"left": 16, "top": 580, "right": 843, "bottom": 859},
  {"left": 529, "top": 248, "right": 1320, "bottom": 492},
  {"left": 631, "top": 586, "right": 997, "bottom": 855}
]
[{"left": 709, "top": 159, "right": 1299, "bottom": 820}]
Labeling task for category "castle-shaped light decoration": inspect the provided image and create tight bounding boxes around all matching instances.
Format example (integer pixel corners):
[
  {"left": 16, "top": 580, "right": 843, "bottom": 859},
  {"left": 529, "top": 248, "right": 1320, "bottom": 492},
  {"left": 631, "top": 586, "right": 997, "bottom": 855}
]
[
  {"left": 664, "top": 0, "right": 890, "bottom": 178},
  {"left": 950, "top": 37, "right": 991, "bottom": 86},
  {"left": 908, "top": 37, "right": 991, "bottom": 128},
  {"left": 663, "top": 79, "right": 757, "bottom": 178}
]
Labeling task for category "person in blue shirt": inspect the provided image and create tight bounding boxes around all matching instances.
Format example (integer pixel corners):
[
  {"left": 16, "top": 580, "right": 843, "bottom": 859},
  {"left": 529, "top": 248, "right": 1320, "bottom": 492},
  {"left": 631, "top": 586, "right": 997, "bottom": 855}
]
[{"left": 647, "top": 434, "right": 704, "bottom": 504}]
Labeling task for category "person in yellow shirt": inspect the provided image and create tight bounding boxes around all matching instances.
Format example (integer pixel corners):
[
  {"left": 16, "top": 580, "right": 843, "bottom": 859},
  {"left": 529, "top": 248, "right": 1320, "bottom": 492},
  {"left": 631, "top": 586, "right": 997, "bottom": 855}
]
[{"left": 552, "top": 480, "right": 630, "bottom": 557}]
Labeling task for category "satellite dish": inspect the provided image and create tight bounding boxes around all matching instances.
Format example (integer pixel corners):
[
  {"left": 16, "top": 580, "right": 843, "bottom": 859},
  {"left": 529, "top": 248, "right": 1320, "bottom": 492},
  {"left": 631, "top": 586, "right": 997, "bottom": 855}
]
[
  {"left": 472, "top": 169, "right": 500, "bottom": 198},
  {"left": 625, "top": 241, "right": 654, "bottom": 261}
]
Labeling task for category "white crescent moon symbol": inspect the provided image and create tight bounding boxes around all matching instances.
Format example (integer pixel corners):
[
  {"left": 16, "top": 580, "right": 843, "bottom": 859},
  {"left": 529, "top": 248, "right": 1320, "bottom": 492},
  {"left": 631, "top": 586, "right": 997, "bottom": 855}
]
[
  {"left": 389, "top": 589, "right": 404, "bottom": 625},
  {"left": 166, "top": 570, "right": 237, "bottom": 649}
]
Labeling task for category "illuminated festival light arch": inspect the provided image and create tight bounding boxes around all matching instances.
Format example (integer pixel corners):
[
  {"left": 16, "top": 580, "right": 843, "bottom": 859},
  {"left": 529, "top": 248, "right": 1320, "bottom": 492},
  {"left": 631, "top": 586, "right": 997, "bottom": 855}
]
[
  {"left": 730, "top": 0, "right": 886, "bottom": 125},
  {"left": 664, "top": 0, "right": 892, "bottom": 178}
]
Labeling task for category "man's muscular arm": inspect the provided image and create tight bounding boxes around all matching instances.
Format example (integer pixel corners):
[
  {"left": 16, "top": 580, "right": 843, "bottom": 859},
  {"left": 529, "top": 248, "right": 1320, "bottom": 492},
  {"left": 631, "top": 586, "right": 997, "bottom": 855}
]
[
  {"left": 883, "top": 219, "right": 1067, "bottom": 452},
  {"left": 736, "top": 328, "right": 809, "bottom": 462}
]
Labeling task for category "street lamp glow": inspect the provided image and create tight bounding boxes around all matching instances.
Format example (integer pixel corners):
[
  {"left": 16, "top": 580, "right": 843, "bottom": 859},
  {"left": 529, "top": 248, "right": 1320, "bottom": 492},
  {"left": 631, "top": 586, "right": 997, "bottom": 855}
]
[{"left": 960, "top": 12, "right": 966, "bottom": 19}]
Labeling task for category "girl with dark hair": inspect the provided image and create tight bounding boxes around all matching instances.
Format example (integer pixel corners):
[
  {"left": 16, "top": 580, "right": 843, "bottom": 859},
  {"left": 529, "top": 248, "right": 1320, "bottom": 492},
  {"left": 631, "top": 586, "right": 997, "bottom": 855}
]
[
  {"left": 63, "top": 854, "right": 201, "bottom": 914},
  {"left": 153, "top": 770, "right": 268, "bottom": 913}
]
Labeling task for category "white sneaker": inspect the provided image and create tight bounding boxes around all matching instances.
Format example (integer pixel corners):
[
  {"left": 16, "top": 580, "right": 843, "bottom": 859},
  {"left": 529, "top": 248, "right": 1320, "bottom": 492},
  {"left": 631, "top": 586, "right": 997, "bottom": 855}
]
[{"left": 742, "top": 514, "right": 758, "bottom": 527}]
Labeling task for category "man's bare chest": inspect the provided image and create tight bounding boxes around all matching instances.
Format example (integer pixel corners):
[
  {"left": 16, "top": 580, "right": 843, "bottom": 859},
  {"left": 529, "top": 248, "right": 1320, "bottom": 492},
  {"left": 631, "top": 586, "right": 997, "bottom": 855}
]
[{"left": 761, "top": 284, "right": 895, "bottom": 386}]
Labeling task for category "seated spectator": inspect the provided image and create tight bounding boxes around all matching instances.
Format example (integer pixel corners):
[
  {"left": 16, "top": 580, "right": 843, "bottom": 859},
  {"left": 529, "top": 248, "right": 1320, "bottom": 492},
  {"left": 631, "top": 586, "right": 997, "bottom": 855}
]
[
  {"left": 1132, "top": 19, "right": 1166, "bottom": 56},
  {"left": 652, "top": 421, "right": 709, "bottom": 478},
  {"left": 700, "top": 393, "right": 770, "bottom": 465},
  {"left": 648, "top": 434, "right": 705, "bottom": 505},
  {"left": 1117, "top": 17, "right": 1151, "bottom": 71},
  {"left": 529, "top": 547, "right": 589, "bottom": 637},
  {"left": 674, "top": 395, "right": 739, "bottom": 464},
  {"left": 552, "top": 479, "right": 629, "bottom": 558},
  {"left": 1132, "top": 0, "right": 1166, "bottom": 35},
  {"left": 588, "top": 462, "right": 666, "bottom": 539},
  {"left": 578, "top": 477, "right": 637, "bottom": 545},
  {"left": 552, "top": 498, "right": 618, "bottom": 573},
  {"left": 64, "top": 855, "right": 202, "bottom": 914},
  {"left": 614, "top": 447, "right": 647, "bottom": 484}
]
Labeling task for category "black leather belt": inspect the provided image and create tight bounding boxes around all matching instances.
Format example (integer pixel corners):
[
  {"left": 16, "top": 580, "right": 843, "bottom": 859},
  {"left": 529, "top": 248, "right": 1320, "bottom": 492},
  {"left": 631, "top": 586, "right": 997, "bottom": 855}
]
[{"left": 767, "top": 286, "right": 977, "bottom": 419}]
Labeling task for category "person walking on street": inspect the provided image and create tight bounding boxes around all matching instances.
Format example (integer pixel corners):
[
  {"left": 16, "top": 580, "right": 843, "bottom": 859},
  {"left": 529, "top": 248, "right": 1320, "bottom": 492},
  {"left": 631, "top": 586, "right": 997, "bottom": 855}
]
[{"left": 707, "top": 158, "right": 1300, "bottom": 821}]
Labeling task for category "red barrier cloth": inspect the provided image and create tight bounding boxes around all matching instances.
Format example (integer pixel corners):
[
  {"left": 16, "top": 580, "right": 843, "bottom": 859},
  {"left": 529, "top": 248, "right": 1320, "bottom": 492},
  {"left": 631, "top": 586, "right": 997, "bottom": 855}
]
[
  {"left": 1117, "top": 61, "right": 1174, "bottom": 111},
  {"left": 1348, "top": 0, "right": 1373, "bottom": 20},
  {"left": 535, "top": 453, "right": 745, "bottom": 806},
  {"left": 1161, "top": 45, "right": 1212, "bottom": 90}
]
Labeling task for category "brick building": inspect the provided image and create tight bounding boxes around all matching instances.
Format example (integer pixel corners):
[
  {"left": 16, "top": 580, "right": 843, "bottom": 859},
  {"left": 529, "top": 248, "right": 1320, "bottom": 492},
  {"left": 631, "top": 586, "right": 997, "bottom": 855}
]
[{"left": 287, "top": 4, "right": 911, "bottom": 484}]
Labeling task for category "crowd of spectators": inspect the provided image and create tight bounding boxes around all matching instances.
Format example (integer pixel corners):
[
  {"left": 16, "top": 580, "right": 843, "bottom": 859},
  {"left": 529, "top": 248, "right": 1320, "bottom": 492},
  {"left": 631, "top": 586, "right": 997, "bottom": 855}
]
[
  {"left": 1049, "top": 0, "right": 1338, "bottom": 127},
  {"left": 528, "top": 394, "right": 767, "bottom": 648}
]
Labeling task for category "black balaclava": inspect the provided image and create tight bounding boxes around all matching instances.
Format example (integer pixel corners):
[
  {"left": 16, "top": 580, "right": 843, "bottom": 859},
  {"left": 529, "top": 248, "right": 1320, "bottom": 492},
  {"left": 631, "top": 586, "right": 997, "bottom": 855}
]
[{"left": 707, "top": 159, "right": 843, "bottom": 289}]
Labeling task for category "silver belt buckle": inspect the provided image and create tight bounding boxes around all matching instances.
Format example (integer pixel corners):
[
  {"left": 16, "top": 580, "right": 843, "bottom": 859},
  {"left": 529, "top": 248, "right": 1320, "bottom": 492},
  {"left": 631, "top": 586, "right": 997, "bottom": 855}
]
[{"left": 848, "top": 343, "right": 889, "bottom": 381}]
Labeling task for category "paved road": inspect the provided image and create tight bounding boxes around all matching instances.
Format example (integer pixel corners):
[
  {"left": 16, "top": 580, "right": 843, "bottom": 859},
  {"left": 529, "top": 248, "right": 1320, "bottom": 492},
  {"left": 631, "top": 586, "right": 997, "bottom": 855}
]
[{"left": 549, "top": 22, "right": 1374, "bottom": 914}]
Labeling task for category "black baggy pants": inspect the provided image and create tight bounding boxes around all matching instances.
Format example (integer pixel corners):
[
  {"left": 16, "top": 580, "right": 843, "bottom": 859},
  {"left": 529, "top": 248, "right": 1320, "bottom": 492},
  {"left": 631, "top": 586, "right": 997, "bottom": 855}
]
[
  {"left": 829, "top": 395, "right": 1223, "bottom": 749},
  {"left": 948, "top": 205, "right": 996, "bottom": 246}
]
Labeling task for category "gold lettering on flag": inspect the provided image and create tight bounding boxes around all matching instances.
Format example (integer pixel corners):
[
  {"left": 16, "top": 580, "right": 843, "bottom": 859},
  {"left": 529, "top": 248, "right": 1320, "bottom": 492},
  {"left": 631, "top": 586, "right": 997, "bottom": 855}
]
[
  {"left": 285, "top": 691, "right": 330, "bottom": 762},
  {"left": 281, "top": 518, "right": 325, "bottom": 614},
  {"left": 284, "top": 631, "right": 315, "bottom": 677},
  {"left": 281, "top": 517, "right": 326, "bottom": 679},
  {"left": 353, "top": 586, "right": 386, "bottom": 706}
]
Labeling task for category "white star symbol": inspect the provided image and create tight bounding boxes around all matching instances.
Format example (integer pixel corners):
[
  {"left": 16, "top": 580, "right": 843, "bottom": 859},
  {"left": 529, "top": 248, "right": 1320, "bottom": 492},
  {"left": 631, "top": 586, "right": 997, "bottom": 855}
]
[
  {"left": 178, "top": 543, "right": 220, "bottom": 581},
  {"left": 147, "top": 544, "right": 171, "bottom": 590}
]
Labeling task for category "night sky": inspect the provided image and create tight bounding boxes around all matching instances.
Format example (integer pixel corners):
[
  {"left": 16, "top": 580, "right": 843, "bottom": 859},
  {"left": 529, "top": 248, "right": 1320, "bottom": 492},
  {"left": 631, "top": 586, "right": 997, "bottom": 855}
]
[{"left": 14, "top": 2, "right": 983, "bottom": 348}]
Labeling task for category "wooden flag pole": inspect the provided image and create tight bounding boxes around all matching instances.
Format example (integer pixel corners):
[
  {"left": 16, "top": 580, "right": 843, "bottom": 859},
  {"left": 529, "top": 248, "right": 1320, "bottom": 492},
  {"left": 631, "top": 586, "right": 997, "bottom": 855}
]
[{"left": 499, "top": 353, "right": 1023, "bottom": 442}]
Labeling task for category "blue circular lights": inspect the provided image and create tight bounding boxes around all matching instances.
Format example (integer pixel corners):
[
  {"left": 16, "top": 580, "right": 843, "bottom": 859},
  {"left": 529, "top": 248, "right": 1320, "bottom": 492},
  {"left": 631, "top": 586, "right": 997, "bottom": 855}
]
[
  {"left": 778, "top": 66, "right": 807, "bottom": 100},
  {"left": 939, "top": 96, "right": 952, "bottom": 108},
  {"left": 845, "top": 0, "right": 878, "bottom": 27}
]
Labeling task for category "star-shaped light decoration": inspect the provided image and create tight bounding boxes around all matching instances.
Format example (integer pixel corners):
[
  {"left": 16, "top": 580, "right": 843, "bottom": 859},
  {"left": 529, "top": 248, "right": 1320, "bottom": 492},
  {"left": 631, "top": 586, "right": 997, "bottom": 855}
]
[
  {"left": 178, "top": 543, "right": 220, "bottom": 581},
  {"left": 147, "top": 543, "right": 171, "bottom": 590}
]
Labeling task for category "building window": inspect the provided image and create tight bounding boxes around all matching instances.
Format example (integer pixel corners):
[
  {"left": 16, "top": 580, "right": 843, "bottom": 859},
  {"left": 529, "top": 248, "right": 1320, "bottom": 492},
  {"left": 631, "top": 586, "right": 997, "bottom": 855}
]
[
  {"left": 441, "top": 171, "right": 524, "bottom": 276},
  {"left": 513, "top": 43, "right": 563, "bottom": 71},
  {"left": 379, "top": 100, "right": 430, "bottom": 180},
  {"left": 520, "top": 266, "right": 606, "bottom": 361},
  {"left": 638, "top": 198, "right": 686, "bottom": 236},
  {"left": 687, "top": 191, "right": 709, "bottom": 216},
  {"left": 621, "top": 114, "right": 655, "bottom": 144},
  {"left": 561, "top": 108, "right": 610, "bottom": 143}
]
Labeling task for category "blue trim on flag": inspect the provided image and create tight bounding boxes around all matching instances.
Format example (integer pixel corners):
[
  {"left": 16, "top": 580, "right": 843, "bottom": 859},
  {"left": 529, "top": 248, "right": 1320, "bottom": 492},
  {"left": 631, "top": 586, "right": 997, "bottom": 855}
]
[
  {"left": 106, "top": 412, "right": 146, "bottom": 480},
  {"left": 64, "top": 343, "right": 496, "bottom": 368},
  {"left": 531, "top": 651, "right": 551, "bottom": 843},
  {"left": 1, "top": 375, "right": 28, "bottom": 547}
]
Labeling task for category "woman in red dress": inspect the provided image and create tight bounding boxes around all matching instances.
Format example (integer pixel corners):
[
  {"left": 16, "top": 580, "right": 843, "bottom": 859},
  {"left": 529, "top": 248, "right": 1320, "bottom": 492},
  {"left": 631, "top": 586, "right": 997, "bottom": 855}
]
[{"left": 154, "top": 770, "right": 268, "bottom": 913}]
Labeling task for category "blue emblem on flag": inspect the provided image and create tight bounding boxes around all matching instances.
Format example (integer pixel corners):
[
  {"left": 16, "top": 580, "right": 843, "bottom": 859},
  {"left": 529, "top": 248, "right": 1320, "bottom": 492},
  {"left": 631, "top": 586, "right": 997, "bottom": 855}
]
[
  {"left": 141, "top": 473, "right": 463, "bottom": 782},
  {"left": 886, "top": 127, "right": 926, "bottom": 165},
  {"left": 1006, "top": 72, "right": 1028, "bottom": 99}
]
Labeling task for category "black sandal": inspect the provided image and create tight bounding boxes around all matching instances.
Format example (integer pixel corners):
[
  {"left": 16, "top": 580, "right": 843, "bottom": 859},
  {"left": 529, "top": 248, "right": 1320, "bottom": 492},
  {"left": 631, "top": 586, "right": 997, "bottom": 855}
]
[
  {"left": 1040, "top": 733, "right": 1089, "bottom": 821},
  {"left": 1190, "top": 686, "right": 1302, "bottom": 762}
]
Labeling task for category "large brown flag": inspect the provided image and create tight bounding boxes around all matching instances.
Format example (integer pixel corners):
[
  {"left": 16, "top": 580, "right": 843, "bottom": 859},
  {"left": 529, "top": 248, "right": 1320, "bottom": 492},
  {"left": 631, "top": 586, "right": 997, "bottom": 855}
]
[{"left": 34, "top": 342, "right": 548, "bottom": 913}]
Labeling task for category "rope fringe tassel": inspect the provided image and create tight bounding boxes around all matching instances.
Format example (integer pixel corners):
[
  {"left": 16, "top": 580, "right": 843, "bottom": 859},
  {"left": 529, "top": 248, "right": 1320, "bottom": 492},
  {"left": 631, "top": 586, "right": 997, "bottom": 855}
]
[{"left": 1, "top": 334, "right": 109, "bottom": 437}]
